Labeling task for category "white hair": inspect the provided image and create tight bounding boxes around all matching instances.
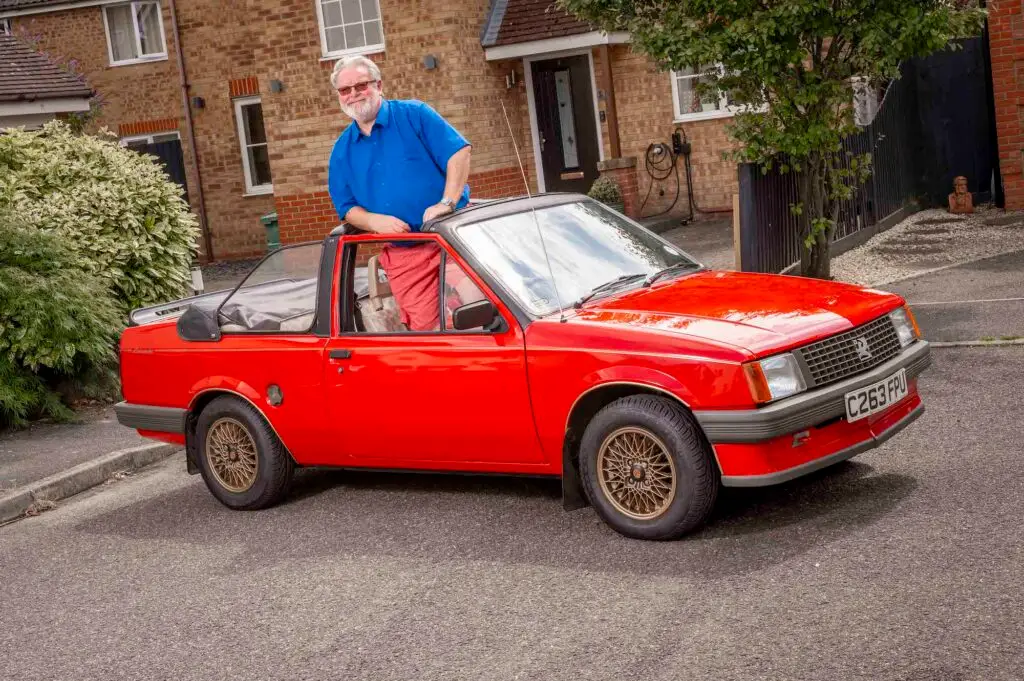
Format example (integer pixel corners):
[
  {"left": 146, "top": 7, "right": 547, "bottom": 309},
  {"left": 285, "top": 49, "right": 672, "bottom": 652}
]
[{"left": 330, "top": 55, "right": 381, "bottom": 89}]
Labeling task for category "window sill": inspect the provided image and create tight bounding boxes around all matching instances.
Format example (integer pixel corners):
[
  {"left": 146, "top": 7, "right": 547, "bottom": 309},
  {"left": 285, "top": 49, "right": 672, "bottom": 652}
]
[
  {"left": 673, "top": 110, "right": 736, "bottom": 123},
  {"left": 319, "top": 44, "right": 386, "bottom": 62},
  {"left": 108, "top": 54, "right": 169, "bottom": 68},
  {"left": 243, "top": 186, "right": 274, "bottom": 197}
]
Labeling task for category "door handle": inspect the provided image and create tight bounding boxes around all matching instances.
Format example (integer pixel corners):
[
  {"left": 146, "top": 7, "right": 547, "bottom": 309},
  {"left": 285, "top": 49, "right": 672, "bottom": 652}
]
[{"left": 329, "top": 349, "right": 352, "bottom": 359}]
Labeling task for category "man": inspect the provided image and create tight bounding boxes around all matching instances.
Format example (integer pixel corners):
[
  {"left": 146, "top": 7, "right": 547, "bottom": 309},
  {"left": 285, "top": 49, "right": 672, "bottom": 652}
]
[{"left": 327, "top": 55, "right": 474, "bottom": 331}]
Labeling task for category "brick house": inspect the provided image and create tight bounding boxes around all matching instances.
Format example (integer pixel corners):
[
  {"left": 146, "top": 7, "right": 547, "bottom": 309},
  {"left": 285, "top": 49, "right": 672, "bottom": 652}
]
[{"left": 0, "top": 0, "right": 738, "bottom": 261}]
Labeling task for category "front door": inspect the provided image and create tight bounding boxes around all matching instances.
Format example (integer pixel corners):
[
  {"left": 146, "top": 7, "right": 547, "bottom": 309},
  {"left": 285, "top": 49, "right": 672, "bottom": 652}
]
[{"left": 531, "top": 55, "right": 600, "bottom": 194}]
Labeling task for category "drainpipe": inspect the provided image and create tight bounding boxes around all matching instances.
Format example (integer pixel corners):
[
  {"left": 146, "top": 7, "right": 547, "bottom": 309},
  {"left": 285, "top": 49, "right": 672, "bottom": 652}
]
[{"left": 167, "top": 0, "right": 214, "bottom": 262}]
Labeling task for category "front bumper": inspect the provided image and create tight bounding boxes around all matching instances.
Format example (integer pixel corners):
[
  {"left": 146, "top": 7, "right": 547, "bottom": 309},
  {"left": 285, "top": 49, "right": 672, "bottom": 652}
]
[
  {"left": 693, "top": 340, "right": 931, "bottom": 486},
  {"left": 694, "top": 340, "right": 931, "bottom": 443}
]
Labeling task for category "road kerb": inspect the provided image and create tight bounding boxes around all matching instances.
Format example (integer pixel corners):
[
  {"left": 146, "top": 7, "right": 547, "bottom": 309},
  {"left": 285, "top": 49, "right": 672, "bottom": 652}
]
[{"left": 0, "top": 443, "right": 180, "bottom": 525}]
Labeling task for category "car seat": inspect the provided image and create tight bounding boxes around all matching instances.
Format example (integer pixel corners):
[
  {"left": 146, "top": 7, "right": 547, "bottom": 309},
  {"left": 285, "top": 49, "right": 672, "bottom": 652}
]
[{"left": 356, "top": 255, "right": 404, "bottom": 332}]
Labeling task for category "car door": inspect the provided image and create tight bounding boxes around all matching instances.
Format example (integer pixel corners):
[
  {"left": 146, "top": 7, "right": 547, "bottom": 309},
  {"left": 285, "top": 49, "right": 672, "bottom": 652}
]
[{"left": 323, "top": 235, "right": 547, "bottom": 469}]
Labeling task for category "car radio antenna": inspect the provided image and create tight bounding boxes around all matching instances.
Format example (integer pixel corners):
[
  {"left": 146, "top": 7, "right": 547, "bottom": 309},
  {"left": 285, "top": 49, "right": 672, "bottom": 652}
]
[{"left": 500, "top": 99, "right": 566, "bottom": 322}]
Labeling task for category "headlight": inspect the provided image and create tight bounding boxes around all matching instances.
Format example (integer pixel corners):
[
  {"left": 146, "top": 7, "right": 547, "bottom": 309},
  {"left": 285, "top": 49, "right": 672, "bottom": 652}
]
[
  {"left": 744, "top": 352, "right": 807, "bottom": 404},
  {"left": 889, "top": 306, "right": 920, "bottom": 347}
]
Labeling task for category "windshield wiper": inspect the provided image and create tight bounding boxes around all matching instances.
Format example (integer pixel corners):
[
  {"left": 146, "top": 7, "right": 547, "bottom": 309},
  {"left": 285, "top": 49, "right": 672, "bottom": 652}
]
[
  {"left": 643, "top": 262, "right": 701, "bottom": 287},
  {"left": 573, "top": 273, "right": 647, "bottom": 308}
]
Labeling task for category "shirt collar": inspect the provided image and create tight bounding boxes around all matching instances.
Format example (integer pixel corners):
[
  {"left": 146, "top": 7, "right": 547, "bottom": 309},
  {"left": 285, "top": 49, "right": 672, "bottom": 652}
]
[{"left": 349, "top": 99, "right": 389, "bottom": 144}]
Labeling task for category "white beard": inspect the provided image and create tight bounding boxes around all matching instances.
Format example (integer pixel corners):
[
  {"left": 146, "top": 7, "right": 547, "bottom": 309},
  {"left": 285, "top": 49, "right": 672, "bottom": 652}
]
[{"left": 342, "top": 96, "right": 380, "bottom": 123}]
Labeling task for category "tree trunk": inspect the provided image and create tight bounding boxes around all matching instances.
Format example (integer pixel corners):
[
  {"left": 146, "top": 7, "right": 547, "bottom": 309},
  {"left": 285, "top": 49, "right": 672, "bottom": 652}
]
[{"left": 797, "top": 152, "right": 833, "bottom": 279}]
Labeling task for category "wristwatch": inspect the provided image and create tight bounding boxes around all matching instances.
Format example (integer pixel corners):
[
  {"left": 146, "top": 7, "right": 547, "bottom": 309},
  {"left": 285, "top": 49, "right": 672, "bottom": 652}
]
[{"left": 440, "top": 197, "right": 454, "bottom": 210}]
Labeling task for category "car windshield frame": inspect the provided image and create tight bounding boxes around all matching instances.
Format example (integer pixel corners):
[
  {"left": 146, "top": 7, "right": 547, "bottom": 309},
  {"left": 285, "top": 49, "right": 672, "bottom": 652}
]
[{"left": 445, "top": 197, "right": 702, "bottom": 319}]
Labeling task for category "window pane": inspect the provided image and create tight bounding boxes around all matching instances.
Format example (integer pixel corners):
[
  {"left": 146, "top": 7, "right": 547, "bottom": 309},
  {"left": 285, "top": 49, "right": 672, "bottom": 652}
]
[
  {"left": 554, "top": 70, "right": 579, "bottom": 169},
  {"left": 340, "top": 0, "right": 361, "bottom": 24},
  {"left": 322, "top": 0, "right": 342, "bottom": 27},
  {"left": 242, "top": 103, "right": 267, "bottom": 145},
  {"left": 326, "top": 26, "right": 345, "bottom": 52},
  {"left": 152, "top": 133, "right": 179, "bottom": 143},
  {"left": 676, "top": 74, "right": 721, "bottom": 115},
  {"left": 344, "top": 23, "right": 365, "bottom": 49},
  {"left": 363, "top": 20, "right": 382, "bottom": 46},
  {"left": 136, "top": 1, "right": 164, "bottom": 55},
  {"left": 443, "top": 259, "right": 488, "bottom": 331},
  {"left": 219, "top": 244, "right": 322, "bottom": 332},
  {"left": 248, "top": 144, "right": 273, "bottom": 186},
  {"left": 106, "top": 5, "right": 138, "bottom": 61},
  {"left": 360, "top": 0, "right": 379, "bottom": 21}
]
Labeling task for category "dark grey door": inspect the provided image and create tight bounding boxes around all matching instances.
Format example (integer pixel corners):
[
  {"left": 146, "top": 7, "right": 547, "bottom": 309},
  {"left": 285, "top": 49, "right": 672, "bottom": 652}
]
[{"left": 531, "top": 55, "right": 600, "bottom": 194}]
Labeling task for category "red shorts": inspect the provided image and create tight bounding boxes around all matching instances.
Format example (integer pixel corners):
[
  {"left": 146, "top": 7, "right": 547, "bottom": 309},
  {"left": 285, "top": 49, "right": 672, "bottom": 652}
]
[{"left": 378, "top": 242, "right": 467, "bottom": 331}]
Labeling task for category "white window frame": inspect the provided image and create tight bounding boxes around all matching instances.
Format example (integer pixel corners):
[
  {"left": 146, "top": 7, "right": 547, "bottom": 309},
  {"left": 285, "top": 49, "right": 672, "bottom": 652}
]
[
  {"left": 119, "top": 131, "right": 180, "bottom": 147},
  {"left": 314, "top": 0, "right": 386, "bottom": 59},
  {"left": 101, "top": 1, "right": 168, "bottom": 67},
  {"left": 234, "top": 96, "right": 273, "bottom": 196},
  {"left": 670, "top": 65, "right": 736, "bottom": 123},
  {"left": 0, "top": 18, "right": 12, "bottom": 36}
]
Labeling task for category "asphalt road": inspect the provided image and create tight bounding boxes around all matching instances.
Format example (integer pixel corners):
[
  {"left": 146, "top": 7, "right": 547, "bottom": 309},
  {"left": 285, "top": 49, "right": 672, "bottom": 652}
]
[
  {"left": 891, "top": 250, "right": 1024, "bottom": 343},
  {"left": 1, "top": 347, "right": 1022, "bottom": 681}
]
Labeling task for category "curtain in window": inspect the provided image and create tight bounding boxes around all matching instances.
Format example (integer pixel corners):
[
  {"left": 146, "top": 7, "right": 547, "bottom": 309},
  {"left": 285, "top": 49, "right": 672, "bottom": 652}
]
[
  {"left": 136, "top": 2, "right": 164, "bottom": 55},
  {"left": 107, "top": 4, "right": 137, "bottom": 61}
]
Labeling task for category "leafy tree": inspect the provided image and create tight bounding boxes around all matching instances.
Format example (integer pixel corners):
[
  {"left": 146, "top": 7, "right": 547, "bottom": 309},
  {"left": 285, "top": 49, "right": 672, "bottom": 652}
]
[{"left": 559, "top": 0, "right": 985, "bottom": 277}]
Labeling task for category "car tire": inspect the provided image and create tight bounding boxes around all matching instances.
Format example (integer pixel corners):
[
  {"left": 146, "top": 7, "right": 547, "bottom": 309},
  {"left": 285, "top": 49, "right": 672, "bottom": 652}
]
[
  {"left": 579, "top": 395, "right": 718, "bottom": 540},
  {"left": 195, "top": 395, "right": 295, "bottom": 510}
]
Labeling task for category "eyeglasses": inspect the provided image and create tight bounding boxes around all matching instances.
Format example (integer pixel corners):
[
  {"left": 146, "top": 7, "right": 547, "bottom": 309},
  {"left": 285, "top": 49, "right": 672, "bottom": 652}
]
[{"left": 336, "top": 80, "right": 378, "bottom": 97}]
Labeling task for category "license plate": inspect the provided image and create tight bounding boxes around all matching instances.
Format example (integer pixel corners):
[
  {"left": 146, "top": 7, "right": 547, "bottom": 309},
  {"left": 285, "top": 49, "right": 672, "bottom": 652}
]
[{"left": 844, "top": 368, "right": 908, "bottom": 422}]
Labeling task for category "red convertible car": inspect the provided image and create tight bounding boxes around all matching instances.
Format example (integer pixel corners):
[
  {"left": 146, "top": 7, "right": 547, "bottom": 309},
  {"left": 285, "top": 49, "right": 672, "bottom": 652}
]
[{"left": 116, "top": 194, "right": 930, "bottom": 540}]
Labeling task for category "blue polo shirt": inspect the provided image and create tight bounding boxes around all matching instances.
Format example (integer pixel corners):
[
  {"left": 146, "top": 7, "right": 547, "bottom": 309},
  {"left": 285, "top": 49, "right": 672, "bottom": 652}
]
[{"left": 327, "top": 99, "right": 471, "bottom": 232}]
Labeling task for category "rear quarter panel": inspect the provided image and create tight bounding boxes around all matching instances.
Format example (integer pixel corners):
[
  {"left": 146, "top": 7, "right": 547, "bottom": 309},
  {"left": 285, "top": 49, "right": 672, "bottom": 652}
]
[{"left": 120, "top": 322, "right": 331, "bottom": 464}]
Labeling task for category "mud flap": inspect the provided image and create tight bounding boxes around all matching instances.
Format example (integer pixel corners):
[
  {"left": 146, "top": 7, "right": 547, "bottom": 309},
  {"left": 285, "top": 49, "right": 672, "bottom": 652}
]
[
  {"left": 184, "top": 414, "right": 200, "bottom": 475},
  {"left": 562, "top": 441, "right": 588, "bottom": 511}
]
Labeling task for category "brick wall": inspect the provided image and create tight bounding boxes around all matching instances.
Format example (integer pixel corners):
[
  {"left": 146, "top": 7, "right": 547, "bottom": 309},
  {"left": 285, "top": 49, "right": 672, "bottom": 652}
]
[
  {"left": 604, "top": 45, "right": 737, "bottom": 220},
  {"left": 250, "top": 0, "right": 540, "bottom": 243},
  {"left": 990, "top": 1, "right": 1024, "bottom": 209}
]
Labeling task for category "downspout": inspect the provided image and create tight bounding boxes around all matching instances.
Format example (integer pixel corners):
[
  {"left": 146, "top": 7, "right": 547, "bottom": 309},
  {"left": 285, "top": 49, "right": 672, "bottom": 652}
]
[{"left": 167, "top": 0, "right": 214, "bottom": 262}]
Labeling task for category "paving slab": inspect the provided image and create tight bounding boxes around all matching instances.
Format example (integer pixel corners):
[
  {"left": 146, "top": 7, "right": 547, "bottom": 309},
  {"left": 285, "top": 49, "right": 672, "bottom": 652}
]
[{"left": 0, "top": 404, "right": 150, "bottom": 492}]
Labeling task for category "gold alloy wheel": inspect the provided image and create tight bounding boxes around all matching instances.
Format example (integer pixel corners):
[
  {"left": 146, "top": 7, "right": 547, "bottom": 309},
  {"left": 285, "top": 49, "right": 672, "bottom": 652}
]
[
  {"left": 205, "top": 417, "right": 259, "bottom": 493},
  {"left": 597, "top": 426, "right": 677, "bottom": 520}
]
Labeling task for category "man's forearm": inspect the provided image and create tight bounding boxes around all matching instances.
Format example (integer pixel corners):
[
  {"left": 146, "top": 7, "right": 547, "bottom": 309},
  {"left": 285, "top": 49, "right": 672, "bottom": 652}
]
[
  {"left": 344, "top": 206, "right": 375, "bottom": 231},
  {"left": 443, "top": 146, "right": 472, "bottom": 203}
]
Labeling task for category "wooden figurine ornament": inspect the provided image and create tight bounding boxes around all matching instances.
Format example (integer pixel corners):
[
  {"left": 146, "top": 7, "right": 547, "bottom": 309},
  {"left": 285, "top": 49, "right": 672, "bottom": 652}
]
[{"left": 948, "top": 175, "right": 974, "bottom": 214}]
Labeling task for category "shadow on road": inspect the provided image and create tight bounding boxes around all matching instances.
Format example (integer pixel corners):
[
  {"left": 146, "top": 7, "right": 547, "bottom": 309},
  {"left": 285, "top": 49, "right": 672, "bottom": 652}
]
[{"left": 74, "top": 458, "right": 916, "bottom": 580}]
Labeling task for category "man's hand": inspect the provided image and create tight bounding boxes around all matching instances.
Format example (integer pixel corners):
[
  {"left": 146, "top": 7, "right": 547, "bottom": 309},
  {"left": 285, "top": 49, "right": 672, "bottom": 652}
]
[
  {"left": 422, "top": 202, "right": 454, "bottom": 223},
  {"left": 368, "top": 214, "right": 410, "bottom": 234}
]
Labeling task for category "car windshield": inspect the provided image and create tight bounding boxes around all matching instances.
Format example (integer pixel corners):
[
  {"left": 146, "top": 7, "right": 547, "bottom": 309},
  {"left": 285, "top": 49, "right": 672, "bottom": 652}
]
[{"left": 454, "top": 200, "right": 699, "bottom": 316}]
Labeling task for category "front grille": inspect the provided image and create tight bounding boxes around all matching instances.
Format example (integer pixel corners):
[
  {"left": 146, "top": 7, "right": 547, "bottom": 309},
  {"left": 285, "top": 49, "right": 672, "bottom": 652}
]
[{"left": 797, "top": 315, "right": 902, "bottom": 387}]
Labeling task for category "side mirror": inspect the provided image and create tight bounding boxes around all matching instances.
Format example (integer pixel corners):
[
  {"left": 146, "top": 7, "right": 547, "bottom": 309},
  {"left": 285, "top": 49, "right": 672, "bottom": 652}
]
[
  {"left": 451, "top": 300, "right": 501, "bottom": 331},
  {"left": 177, "top": 304, "right": 221, "bottom": 342}
]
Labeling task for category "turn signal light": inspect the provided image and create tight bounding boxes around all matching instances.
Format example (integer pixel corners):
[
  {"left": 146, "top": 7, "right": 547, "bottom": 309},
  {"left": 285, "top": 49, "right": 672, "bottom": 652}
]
[
  {"left": 743, "top": 363, "right": 773, "bottom": 405},
  {"left": 905, "top": 305, "right": 922, "bottom": 339}
]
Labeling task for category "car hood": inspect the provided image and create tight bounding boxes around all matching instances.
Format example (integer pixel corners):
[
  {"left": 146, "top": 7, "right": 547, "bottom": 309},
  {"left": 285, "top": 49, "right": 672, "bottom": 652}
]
[{"left": 571, "top": 270, "right": 903, "bottom": 355}]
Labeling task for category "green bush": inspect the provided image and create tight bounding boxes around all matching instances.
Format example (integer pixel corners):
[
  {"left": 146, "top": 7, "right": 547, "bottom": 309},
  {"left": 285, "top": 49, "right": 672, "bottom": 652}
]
[
  {"left": 0, "top": 120, "right": 200, "bottom": 312},
  {"left": 0, "top": 212, "right": 124, "bottom": 428},
  {"left": 587, "top": 175, "right": 623, "bottom": 206}
]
